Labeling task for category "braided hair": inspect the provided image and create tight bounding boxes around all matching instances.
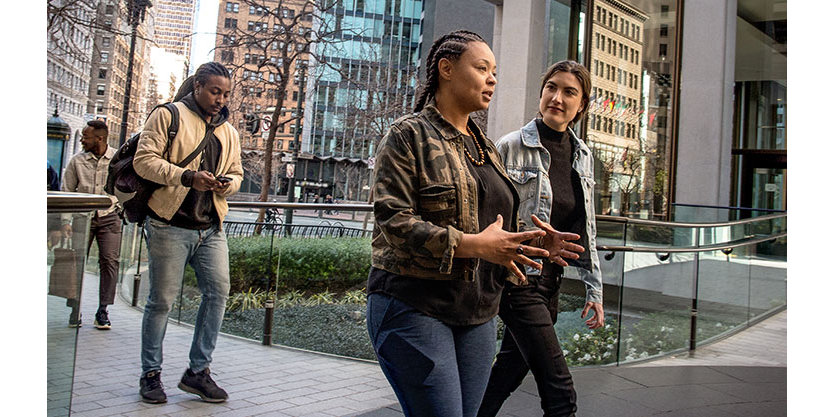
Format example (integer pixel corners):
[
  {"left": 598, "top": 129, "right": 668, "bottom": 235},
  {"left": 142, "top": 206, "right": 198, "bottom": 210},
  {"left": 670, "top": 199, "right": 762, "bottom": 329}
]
[
  {"left": 414, "top": 30, "right": 487, "bottom": 112},
  {"left": 173, "top": 62, "right": 231, "bottom": 102}
]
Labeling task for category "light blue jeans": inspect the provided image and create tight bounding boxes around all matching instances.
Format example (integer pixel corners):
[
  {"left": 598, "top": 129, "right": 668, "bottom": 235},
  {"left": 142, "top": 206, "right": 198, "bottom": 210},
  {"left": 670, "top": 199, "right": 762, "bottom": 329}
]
[{"left": 141, "top": 218, "right": 230, "bottom": 374}]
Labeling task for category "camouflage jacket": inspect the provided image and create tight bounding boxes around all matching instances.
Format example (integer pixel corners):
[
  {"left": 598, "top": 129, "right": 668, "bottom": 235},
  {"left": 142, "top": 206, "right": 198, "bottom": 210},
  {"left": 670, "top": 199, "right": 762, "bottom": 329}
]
[{"left": 371, "top": 102, "right": 519, "bottom": 281}]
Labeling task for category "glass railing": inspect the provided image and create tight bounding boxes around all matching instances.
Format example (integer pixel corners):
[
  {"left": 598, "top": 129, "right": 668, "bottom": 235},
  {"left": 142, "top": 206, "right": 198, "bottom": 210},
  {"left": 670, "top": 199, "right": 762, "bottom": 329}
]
[
  {"left": 116, "top": 204, "right": 785, "bottom": 367},
  {"left": 47, "top": 192, "right": 113, "bottom": 417}
]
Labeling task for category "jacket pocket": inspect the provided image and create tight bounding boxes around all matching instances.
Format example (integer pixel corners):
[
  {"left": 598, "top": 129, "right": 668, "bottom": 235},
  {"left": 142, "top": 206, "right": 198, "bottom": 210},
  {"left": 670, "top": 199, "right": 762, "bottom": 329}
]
[
  {"left": 506, "top": 167, "right": 539, "bottom": 203},
  {"left": 417, "top": 184, "right": 457, "bottom": 226}
]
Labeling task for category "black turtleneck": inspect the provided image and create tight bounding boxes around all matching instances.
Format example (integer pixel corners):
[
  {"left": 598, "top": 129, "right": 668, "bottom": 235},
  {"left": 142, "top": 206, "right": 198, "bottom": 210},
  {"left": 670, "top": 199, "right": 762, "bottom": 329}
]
[{"left": 535, "top": 119, "right": 585, "bottom": 277}]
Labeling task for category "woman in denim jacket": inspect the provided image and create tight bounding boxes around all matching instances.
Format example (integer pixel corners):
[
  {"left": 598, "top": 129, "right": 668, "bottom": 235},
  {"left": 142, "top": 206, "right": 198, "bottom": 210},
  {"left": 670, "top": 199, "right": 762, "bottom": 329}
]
[
  {"left": 367, "top": 31, "right": 551, "bottom": 417},
  {"left": 478, "top": 61, "right": 604, "bottom": 417}
]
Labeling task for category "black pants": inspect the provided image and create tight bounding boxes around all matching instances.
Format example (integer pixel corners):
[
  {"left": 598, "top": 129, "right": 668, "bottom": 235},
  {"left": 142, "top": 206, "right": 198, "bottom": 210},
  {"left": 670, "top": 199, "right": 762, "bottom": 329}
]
[{"left": 478, "top": 274, "right": 577, "bottom": 417}]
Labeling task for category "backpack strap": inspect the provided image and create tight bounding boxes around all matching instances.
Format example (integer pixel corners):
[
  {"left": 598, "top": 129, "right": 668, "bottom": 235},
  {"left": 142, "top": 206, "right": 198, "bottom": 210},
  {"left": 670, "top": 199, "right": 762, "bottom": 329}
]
[
  {"left": 157, "top": 103, "right": 179, "bottom": 162},
  {"left": 176, "top": 125, "right": 216, "bottom": 168}
]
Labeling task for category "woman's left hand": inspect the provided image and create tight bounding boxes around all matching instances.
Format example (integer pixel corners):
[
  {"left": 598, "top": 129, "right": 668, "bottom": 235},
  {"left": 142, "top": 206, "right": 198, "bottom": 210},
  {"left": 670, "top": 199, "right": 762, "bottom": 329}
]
[
  {"left": 530, "top": 215, "right": 585, "bottom": 267},
  {"left": 581, "top": 301, "right": 605, "bottom": 329}
]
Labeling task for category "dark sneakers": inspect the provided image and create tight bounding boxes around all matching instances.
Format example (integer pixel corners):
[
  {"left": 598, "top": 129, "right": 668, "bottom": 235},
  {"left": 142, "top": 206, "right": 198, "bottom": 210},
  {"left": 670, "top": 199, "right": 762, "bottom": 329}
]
[
  {"left": 67, "top": 314, "right": 82, "bottom": 328},
  {"left": 94, "top": 310, "right": 111, "bottom": 330},
  {"left": 178, "top": 368, "right": 228, "bottom": 403},
  {"left": 139, "top": 370, "right": 167, "bottom": 404}
]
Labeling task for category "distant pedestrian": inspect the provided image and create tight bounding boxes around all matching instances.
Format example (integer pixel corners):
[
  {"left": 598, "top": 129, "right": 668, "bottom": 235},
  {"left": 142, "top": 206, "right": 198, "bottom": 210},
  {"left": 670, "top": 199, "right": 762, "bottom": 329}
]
[
  {"left": 134, "top": 62, "right": 243, "bottom": 404},
  {"left": 61, "top": 120, "right": 121, "bottom": 329}
]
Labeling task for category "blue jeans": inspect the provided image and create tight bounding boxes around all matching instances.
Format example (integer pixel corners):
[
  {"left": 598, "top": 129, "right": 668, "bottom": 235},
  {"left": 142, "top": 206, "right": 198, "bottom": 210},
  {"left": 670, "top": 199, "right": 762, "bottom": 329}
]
[
  {"left": 141, "top": 218, "right": 230, "bottom": 374},
  {"left": 367, "top": 293, "right": 497, "bottom": 417}
]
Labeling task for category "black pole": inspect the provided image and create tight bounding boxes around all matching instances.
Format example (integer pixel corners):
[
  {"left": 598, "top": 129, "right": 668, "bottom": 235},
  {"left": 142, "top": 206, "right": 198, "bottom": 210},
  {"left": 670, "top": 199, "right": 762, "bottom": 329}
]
[
  {"left": 132, "top": 226, "right": 144, "bottom": 307},
  {"left": 118, "top": 1, "right": 149, "bottom": 146},
  {"left": 689, "top": 228, "right": 701, "bottom": 352},
  {"left": 262, "top": 228, "right": 277, "bottom": 345},
  {"left": 284, "top": 65, "right": 306, "bottom": 236}
]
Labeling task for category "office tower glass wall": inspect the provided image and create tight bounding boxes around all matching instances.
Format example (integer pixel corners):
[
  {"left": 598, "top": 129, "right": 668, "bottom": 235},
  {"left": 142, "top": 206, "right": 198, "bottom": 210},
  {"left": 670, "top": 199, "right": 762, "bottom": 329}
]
[
  {"left": 305, "top": 0, "right": 423, "bottom": 201},
  {"left": 731, "top": 0, "right": 787, "bottom": 213}
]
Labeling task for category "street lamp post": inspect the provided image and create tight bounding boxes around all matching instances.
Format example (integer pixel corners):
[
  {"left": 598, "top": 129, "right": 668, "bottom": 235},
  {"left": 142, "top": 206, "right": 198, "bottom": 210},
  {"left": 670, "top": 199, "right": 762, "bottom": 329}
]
[
  {"left": 118, "top": 0, "right": 152, "bottom": 146},
  {"left": 284, "top": 65, "right": 306, "bottom": 233}
]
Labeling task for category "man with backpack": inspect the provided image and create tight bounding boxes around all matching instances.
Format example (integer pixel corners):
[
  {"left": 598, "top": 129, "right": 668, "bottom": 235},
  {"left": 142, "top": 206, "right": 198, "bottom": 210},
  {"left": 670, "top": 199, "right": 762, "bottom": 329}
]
[
  {"left": 132, "top": 62, "right": 242, "bottom": 404},
  {"left": 61, "top": 120, "right": 121, "bottom": 329}
]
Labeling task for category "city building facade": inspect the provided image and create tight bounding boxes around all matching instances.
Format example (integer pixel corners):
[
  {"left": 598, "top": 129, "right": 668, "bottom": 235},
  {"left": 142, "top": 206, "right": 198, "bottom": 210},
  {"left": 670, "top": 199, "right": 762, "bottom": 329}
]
[
  {"left": 85, "top": 1, "right": 155, "bottom": 147},
  {"left": 152, "top": 0, "right": 196, "bottom": 57},
  {"left": 47, "top": 0, "right": 97, "bottom": 178},
  {"left": 301, "top": 0, "right": 494, "bottom": 202},
  {"left": 214, "top": 0, "right": 313, "bottom": 196}
]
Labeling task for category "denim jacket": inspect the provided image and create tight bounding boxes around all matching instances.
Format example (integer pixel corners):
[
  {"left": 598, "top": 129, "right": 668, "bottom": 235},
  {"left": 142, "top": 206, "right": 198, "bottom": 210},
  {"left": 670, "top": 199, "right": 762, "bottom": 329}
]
[
  {"left": 371, "top": 101, "right": 519, "bottom": 282},
  {"left": 495, "top": 119, "right": 603, "bottom": 304}
]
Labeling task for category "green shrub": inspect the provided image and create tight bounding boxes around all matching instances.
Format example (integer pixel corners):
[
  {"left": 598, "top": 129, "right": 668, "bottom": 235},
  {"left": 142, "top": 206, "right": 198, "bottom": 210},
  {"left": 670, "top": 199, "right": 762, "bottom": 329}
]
[{"left": 226, "top": 236, "right": 371, "bottom": 293}]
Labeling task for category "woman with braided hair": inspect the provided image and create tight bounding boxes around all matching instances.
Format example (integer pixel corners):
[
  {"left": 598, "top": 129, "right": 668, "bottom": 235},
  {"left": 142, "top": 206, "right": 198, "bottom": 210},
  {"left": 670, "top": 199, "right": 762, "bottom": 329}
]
[{"left": 366, "top": 30, "right": 550, "bottom": 416}]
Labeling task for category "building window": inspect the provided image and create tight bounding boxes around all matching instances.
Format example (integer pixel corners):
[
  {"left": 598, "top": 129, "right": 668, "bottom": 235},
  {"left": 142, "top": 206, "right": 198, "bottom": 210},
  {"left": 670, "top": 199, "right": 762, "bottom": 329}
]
[
  {"left": 98, "top": 68, "right": 106, "bottom": 79},
  {"left": 659, "top": 43, "right": 668, "bottom": 57},
  {"left": 100, "top": 52, "right": 108, "bottom": 63},
  {"left": 224, "top": 18, "right": 237, "bottom": 28},
  {"left": 102, "top": 37, "right": 110, "bottom": 48},
  {"left": 660, "top": 24, "right": 669, "bottom": 37},
  {"left": 96, "top": 84, "right": 105, "bottom": 96},
  {"left": 661, "top": 5, "right": 669, "bottom": 18}
]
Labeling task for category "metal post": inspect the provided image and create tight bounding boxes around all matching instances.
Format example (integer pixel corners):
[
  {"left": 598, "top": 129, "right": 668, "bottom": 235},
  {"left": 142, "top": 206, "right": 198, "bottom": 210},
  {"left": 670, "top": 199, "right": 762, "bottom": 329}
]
[
  {"left": 263, "top": 228, "right": 277, "bottom": 345},
  {"left": 132, "top": 227, "right": 144, "bottom": 307},
  {"left": 118, "top": 0, "right": 150, "bottom": 146},
  {"left": 689, "top": 228, "right": 701, "bottom": 351}
]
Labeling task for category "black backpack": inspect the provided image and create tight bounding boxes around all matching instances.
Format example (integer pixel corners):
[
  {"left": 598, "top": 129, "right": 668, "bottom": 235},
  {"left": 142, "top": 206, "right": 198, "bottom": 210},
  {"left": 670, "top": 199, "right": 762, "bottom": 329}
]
[{"left": 105, "top": 103, "right": 180, "bottom": 223}]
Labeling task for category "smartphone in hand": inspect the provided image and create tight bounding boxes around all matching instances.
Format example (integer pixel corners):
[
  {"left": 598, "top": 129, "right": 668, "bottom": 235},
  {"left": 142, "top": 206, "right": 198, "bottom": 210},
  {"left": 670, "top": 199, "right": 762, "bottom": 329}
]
[{"left": 216, "top": 175, "right": 232, "bottom": 184}]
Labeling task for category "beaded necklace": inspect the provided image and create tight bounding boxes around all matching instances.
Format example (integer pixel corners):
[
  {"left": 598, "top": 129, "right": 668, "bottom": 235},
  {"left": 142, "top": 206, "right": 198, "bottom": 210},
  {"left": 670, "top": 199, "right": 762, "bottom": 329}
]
[{"left": 464, "top": 125, "right": 486, "bottom": 166}]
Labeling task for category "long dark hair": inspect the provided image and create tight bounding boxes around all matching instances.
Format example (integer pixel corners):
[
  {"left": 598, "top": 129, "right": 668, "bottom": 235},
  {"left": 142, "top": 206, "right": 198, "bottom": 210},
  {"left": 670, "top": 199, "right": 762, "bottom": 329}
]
[
  {"left": 173, "top": 62, "right": 230, "bottom": 102},
  {"left": 414, "top": 30, "right": 487, "bottom": 112}
]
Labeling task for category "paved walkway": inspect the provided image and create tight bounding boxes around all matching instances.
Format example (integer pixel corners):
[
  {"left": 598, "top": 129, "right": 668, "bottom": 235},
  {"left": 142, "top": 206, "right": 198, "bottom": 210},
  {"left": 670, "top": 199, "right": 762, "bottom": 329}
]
[{"left": 67, "top": 273, "right": 786, "bottom": 416}]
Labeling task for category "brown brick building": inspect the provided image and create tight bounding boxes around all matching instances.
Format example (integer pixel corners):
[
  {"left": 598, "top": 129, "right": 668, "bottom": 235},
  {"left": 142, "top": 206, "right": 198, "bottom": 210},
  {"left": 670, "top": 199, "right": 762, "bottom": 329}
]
[{"left": 214, "top": 0, "right": 312, "bottom": 155}]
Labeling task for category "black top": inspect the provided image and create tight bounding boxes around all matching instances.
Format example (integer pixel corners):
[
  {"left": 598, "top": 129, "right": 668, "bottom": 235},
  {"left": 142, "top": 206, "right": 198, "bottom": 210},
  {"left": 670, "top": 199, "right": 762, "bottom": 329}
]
[
  {"left": 150, "top": 93, "right": 226, "bottom": 230},
  {"left": 367, "top": 126, "right": 515, "bottom": 326},
  {"left": 536, "top": 119, "right": 585, "bottom": 277}
]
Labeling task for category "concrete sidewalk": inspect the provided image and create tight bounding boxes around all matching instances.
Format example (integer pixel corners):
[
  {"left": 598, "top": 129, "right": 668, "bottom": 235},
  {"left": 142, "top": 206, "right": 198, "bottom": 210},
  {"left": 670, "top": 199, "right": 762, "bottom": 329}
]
[
  {"left": 68, "top": 272, "right": 786, "bottom": 416},
  {"left": 69, "top": 274, "right": 398, "bottom": 417}
]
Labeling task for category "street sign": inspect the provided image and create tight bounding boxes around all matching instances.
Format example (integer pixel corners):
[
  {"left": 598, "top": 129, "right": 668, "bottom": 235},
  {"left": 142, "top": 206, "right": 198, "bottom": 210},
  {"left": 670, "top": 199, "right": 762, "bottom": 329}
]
[
  {"left": 286, "top": 163, "right": 295, "bottom": 178},
  {"left": 282, "top": 155, "right": 295, "bottom": 162}
]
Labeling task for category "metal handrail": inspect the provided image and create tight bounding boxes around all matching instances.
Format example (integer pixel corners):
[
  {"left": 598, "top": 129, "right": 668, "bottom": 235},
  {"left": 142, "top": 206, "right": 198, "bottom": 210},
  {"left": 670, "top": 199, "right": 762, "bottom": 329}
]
[
  {"left": 671, "top": 202, "right": 787, "bottom": 213},
  {"left": 228, "top": 201, "right": 373, "bottom": 212},
  {"left": 598, "top": 232, "right": 787, "bottom": 253},
  {"left": 596, "top": 212, "right": 786, "bottom": 228},
  {"left": 47, "top": 192, "right": 114, "bottom": 213}
]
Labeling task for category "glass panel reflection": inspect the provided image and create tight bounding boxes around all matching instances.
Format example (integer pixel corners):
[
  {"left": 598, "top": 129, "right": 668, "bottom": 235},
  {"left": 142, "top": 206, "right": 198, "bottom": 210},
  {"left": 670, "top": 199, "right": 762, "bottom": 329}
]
[
  {"left": 587, "top": 0, "right": 678, "bottom": 219},
  {"left": 47, "top": 212, "right": 92, "bottom": 416},
  {"left": 619, "top": 250, "right": 693, "bottom": 362}
]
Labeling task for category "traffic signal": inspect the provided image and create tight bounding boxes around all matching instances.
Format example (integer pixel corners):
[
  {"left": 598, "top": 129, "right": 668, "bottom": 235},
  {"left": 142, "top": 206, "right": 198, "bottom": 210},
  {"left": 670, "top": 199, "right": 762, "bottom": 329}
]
[{"left": 245, "top": 113, "right": 259, "bottom": 134}]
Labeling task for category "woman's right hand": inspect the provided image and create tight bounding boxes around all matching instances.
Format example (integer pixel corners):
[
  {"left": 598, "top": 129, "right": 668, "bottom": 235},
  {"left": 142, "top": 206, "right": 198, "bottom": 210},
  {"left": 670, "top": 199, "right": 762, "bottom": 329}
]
[{"left": 457, "top": 214, "right": 549, "bottom": 281}]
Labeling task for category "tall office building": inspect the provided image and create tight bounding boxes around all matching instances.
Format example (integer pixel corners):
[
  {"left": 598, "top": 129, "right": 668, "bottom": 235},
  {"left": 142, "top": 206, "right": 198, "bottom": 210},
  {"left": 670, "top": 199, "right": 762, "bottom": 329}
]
[
  {"left": 86, "top": 1, "right": 155, "bottom": 146},
  {"left": 47, "top": 0, "right": 97, "bottom": 173},
  {"left": 302, "top": 0, "right": 494, "bottom": 201},
  {"left": 214, "top": 0, "right": 314, "bottom": 195},
  {"left": 153, "top": 0, "right": 197, "bottom": 57}
]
